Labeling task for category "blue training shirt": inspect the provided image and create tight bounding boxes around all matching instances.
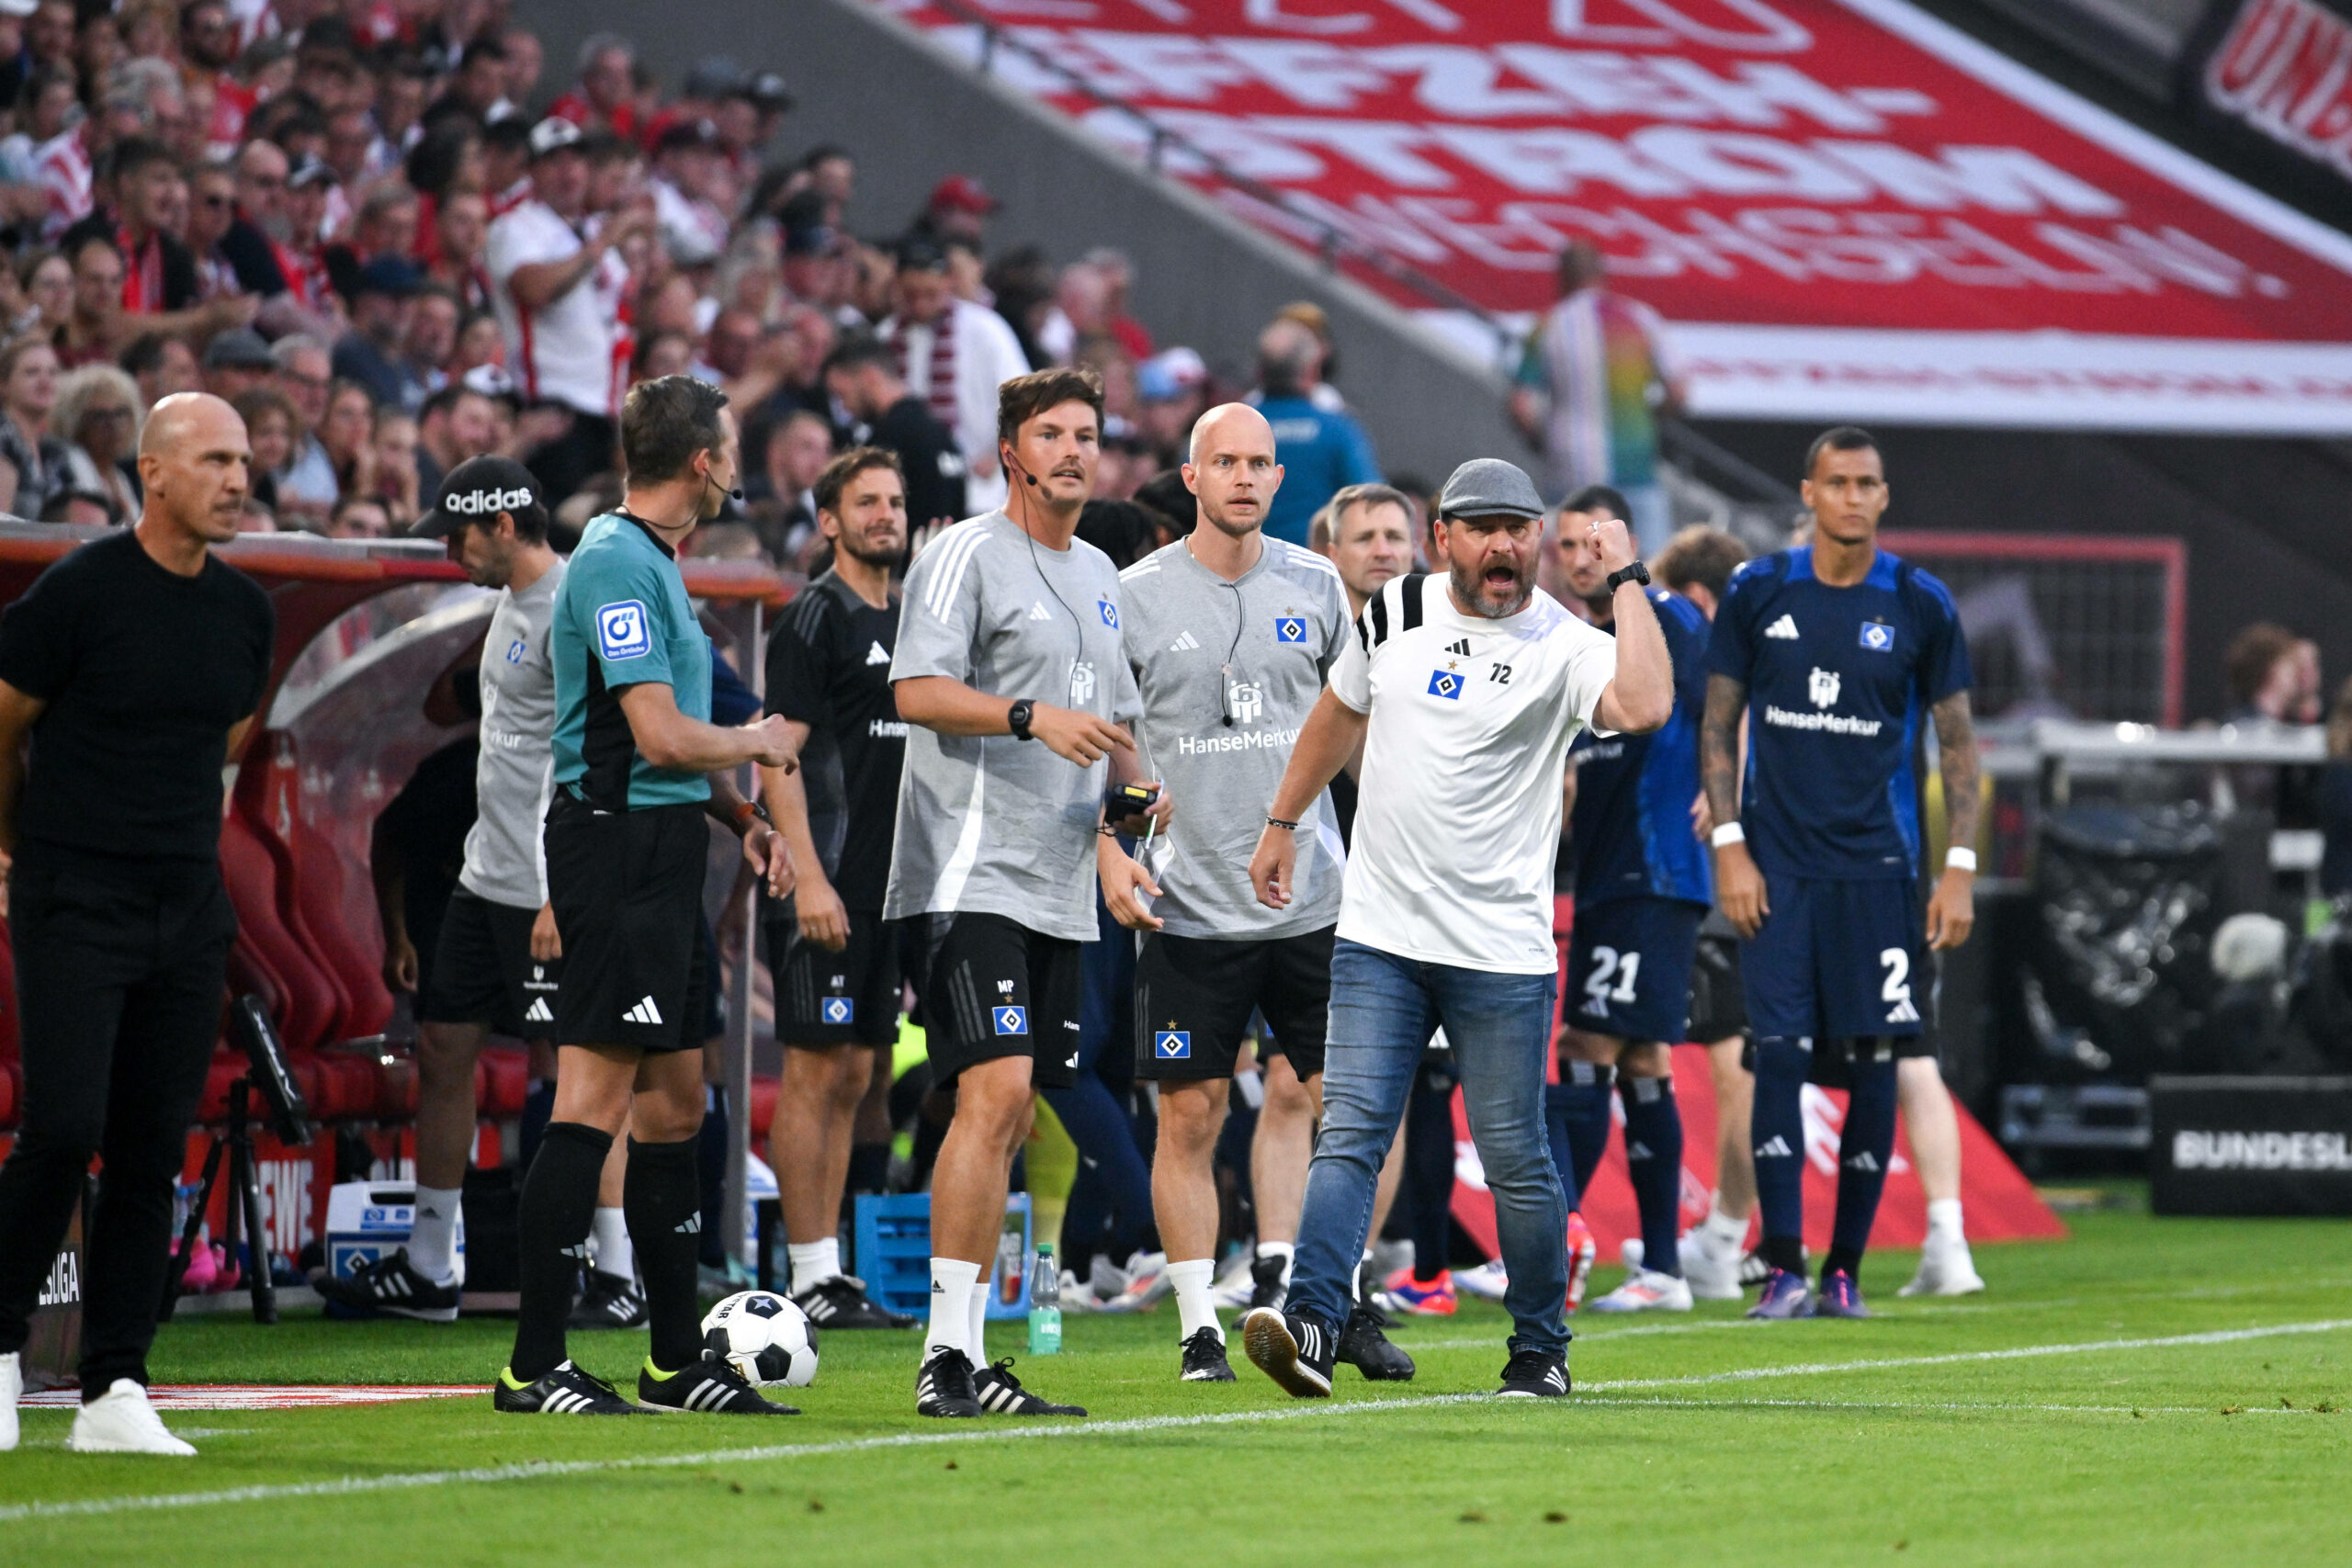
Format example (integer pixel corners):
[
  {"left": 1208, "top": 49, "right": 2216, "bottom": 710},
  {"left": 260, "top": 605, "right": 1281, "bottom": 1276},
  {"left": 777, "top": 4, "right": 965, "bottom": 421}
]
[
  {"left": 1256, "top": 393, "right": 1380, "bottom": 548},
  {"left": 1708, "top": 546, "right": 1970, "bottom": 881},
  {"left": 1569, "top": 587, "right": 1713, "bottom": 909}
]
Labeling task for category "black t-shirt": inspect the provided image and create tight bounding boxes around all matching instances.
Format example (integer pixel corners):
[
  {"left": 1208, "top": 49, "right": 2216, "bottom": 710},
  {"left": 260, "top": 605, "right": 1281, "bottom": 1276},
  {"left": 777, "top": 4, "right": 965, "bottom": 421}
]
[
  {"left": 376, "top": 736, "right": 479, "bottom": 956},
  {"left": 764, "top": 571, "right": 906, "bottom": 910},
  {"left": 0, "top": 530, "right": 274, "bottom": 861},
  {"left": 870, "top": 395, "right": 968, "bottom": 531}
]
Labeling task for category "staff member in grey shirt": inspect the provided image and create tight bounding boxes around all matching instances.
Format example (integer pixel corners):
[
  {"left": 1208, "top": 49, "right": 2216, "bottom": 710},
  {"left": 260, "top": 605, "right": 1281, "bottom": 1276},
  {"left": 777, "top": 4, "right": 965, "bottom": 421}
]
[
  {"left": 1108, "top": 403, "right": 1410, "bottom": 1387},
  {"left": 322, "top": 457, "right": 568, "bottom": 1324},
  {"left": 886, "top": 367, "right": 1161, "bottom": 1420}
]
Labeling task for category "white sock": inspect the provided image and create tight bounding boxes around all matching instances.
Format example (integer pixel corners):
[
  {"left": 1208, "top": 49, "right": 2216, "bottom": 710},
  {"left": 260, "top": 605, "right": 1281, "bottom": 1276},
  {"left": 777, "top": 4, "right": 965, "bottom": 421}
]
[
  {"left": 788, "top": 1237, "right": 841, "bottom": 1293},
  {"left": 407, "top": 1185, "right": 462, "bottom": 1285},
  {"left": 967, "top": 1275, "right": 991, "bottom": 1359},
  {"left": 1927, "top": 1199, "right": 1965, "bottom": 1242},
  {"left": 925, "top": 1258, "right": 979, "bottom": 1359},
  {"left": 1168, "top": 1258, "right": 1219, "bottom": 1342},
  {"left": 1701, "top": 1199, "right": 1747, "bottom": 1253},
  {"left": 590, "top": 1207, "right": 633, "bottom": 1281}
]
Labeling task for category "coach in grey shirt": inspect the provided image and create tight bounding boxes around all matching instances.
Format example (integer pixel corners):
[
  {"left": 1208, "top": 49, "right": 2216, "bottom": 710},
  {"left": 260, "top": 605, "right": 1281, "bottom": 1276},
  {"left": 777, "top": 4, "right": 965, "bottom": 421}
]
[
  {"left": 888, "top": 367, "right": 1155, "bottom": 1420},
  {"left": 1106, "top": 402, "right": 1382, "bottom": 1384}
]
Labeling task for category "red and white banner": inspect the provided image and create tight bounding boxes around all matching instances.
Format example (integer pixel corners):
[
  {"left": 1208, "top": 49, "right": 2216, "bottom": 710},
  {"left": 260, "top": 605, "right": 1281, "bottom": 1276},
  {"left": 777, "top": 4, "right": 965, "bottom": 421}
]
[
  {"left": 1447, "top": 1044, "right": 2067, "bottom": 1263},
  {"left": 888, "top": 0, "right": 2352, "bottom": 433}
]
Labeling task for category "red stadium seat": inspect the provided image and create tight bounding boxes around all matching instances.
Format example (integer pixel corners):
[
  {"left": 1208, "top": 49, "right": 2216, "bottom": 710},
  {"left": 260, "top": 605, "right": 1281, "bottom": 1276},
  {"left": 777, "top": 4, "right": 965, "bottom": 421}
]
[
  {"left": 0, "top": 1058, "right": 18, "bottom": 1129},
  {"left": 478, "top": 1046, "right": 530, "bottom": 1118},
  {"left": 0, "top": 921, "right": 18, "bottom": 1066},
  {"left": 750, "top": 1073, "right": 779, "bottom": 1160},
  {"left": 219, "top": 811, "right": 342, "bottom": 1057}
]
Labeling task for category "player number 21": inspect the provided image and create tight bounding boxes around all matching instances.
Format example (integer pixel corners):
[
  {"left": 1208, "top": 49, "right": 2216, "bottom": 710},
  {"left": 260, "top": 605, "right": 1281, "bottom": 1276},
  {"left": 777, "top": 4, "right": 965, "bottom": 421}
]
[{"left": 1584, "top": 946, "right": 1640, "bottom": 1013}]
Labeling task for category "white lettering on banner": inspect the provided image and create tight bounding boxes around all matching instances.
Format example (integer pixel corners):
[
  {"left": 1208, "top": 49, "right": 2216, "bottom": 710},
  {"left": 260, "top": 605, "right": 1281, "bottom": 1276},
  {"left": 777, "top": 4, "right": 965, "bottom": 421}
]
[
  {"left": 910, "top": 0, "right": 2352, "bottom": 429},
  {"left": 2201, "top": 0, "right": 2352, "bottom": 181},
  {"left": 2173, "top": 1129, "right": 2352, "bottom": 1171},
  {"left": 1176, "top": 726, "right": 1303, "bottom": 753},
  {"left": 38, "top": 1249, "right": 79, "bottom": 1308}
]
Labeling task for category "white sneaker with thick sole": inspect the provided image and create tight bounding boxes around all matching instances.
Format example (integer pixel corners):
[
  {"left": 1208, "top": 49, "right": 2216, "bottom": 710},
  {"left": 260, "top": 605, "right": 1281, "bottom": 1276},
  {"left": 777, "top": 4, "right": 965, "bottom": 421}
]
[
  {"left": 1, "top": 1350, "right": 19, "bottom": 1451},
  {"left": 68, "top": 1380, "right": 196, "bottom": 1455},
  {"left": 1899, "top": 1237, "right": 1986, "bottom": 1297},
  {"left": 1097, "top": 1250, "right": 1170, "bottom": 1314},
  {"left": 1680, "top": 1235, "right": 1747, "bottom": 1301},
  {"left": 1588, "top": 1267, "right": 1696, "bottom": 1314}
]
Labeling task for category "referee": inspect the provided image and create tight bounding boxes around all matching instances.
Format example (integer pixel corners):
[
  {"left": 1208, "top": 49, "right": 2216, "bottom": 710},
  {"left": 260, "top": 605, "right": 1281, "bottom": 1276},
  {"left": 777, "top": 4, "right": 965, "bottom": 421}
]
[
  {"left": 0, "top": 394, "right": 273, "bottom": 1456},
  {"left": 494, "top": 376, "right": 799, "bottom": 1418},
  {"left": 1241, "top": 457, "right": 1671, "bottom": 1400}
]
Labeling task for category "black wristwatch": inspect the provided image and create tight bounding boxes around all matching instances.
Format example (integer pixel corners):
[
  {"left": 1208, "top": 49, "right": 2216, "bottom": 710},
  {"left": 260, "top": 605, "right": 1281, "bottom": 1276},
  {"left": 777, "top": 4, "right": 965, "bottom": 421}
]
[
  {"left": 1008, "top": 698, "right": 1035, "bottom": 741},
  {"left": 1606, "top": 559, "right": 1650, "bottom": 592}
]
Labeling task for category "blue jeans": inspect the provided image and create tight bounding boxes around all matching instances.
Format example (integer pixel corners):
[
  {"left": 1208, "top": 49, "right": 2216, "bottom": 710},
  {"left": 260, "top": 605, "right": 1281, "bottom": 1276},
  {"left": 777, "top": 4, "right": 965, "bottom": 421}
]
[{"left": 1288, "top": 940, "right": 1570, "bottom": 1357}]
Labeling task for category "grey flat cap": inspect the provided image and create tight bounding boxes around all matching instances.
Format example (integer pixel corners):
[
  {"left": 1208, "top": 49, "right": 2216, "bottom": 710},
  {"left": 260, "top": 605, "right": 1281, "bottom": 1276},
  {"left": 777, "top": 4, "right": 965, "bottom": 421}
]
[{"left": 1437, "top": 457, "right": 1545, "bottom": 520}]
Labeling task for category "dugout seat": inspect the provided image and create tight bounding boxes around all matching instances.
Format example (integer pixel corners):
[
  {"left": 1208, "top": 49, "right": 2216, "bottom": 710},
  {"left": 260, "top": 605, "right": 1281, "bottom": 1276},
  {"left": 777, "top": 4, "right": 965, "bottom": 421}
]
[
  {"left": 478, "top": 1045, "right": 530, "bottom": 1118},
  {"left": 749, "top": 1073, "right": 779, "bottom": 1159}
]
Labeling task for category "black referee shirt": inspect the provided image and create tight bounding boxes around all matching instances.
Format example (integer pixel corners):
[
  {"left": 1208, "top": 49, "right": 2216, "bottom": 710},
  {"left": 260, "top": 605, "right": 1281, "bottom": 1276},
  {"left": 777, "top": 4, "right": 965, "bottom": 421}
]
[{"left": 0, "top": 531, "right": 274, "bottom": 861}]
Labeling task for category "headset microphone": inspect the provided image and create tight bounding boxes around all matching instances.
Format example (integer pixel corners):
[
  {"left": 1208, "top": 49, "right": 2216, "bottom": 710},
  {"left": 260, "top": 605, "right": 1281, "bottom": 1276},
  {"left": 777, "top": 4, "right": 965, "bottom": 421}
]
[{"left": 1024, "top": 471, "right": 1037, "bottom": 486}]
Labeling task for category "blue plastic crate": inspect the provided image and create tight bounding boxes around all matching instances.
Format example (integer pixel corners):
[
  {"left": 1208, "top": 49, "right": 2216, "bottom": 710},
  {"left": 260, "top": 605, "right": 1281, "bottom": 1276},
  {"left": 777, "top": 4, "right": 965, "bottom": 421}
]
[{"left": 854, "top": 1192, "right": 1033, "bottom": 1320}]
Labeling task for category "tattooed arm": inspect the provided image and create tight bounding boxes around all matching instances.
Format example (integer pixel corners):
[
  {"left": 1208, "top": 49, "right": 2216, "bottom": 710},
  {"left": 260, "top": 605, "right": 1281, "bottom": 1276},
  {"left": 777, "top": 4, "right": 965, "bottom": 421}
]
[{"left": 1926, "top": 689, "right": 1980, "bottom": 951}]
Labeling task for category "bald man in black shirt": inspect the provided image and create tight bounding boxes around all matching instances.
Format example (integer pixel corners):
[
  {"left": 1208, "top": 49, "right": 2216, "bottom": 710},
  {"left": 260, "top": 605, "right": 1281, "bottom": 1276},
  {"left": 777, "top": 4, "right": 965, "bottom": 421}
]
[{"left": 0, "top": 393, "right": 274, "bottom": 1458}]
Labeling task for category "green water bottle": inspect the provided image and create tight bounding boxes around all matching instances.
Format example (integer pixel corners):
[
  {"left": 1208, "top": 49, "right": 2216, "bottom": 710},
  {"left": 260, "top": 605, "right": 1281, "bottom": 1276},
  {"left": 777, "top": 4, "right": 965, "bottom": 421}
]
[{"left": 1026, "top": 1242, "right": 1062, "bottom": 1355}]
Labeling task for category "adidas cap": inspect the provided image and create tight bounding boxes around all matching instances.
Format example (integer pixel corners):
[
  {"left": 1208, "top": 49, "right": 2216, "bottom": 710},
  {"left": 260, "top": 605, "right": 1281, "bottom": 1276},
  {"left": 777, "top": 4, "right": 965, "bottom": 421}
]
[{"left": 412, "top": 455, "right": 548, "bottom": 538}]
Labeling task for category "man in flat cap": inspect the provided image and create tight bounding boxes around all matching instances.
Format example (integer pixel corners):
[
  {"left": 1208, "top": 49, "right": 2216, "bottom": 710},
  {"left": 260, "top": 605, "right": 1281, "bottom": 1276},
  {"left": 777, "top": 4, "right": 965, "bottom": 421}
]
[{"left": 1239, "top": 457, "right": 1673, "bottom": 1400}]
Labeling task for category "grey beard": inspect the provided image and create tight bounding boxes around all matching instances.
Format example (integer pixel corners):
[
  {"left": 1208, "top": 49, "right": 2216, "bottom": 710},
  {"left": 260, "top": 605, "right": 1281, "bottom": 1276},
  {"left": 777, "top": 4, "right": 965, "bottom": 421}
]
[{"left": 1451, "top": 561, "right": 1533, "bottom": 619}]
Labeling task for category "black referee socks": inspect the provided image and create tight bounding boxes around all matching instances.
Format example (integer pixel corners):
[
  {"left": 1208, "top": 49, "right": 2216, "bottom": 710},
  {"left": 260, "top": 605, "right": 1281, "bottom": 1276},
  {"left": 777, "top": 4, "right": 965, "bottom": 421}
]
[
  {"left": 626, "top": 1134, "right": 706, "bottom": 1372},
  {"left": 513, "top": 1120, "right": 613, "bottom": 1382}
]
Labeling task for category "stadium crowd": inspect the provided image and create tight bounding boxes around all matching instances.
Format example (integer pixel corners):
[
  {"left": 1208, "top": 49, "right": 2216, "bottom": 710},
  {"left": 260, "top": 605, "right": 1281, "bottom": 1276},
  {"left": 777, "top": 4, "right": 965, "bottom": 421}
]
[{"left": 0, "top": 2, "right": 1396, "bottom": 557}]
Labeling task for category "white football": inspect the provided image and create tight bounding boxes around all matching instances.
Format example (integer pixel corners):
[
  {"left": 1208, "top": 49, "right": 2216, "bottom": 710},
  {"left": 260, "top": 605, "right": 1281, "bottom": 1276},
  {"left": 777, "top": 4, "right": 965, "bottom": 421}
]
[{"left": 700, "top": 1290, "right": 819, "bottom": 1388}]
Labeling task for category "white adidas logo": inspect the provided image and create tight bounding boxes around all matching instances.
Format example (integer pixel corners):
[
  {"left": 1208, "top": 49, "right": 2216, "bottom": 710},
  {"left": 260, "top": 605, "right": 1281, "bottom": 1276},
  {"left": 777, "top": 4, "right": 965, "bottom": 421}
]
[
  {"left": 1887, "top": 998, "right": 1921, "bottom": 1023},
  {"left": 525, "top": 998, "right": 553, "bottom": 1023},
  {"left": 1626, "top": 1140, "right": 1653, "bottom": 1161},
  {"left": 624, "top": 996, "right": 663, "bottom": 1025},
  {"left": 865, "top": 641, "right": 890, "bottom": 665},
  {"left": 1765, "top": 614, "right": 1800, "bottom": 639},
  {"left": 1170, "top": 630, "right": 1200, "bottom": 652},
  {"left": 1845, "top": 1151, "right": 1882, "bottom": 1172},
  {"left": 1755, "top": 1134, "right": 1794, "bottom": 1158},
  {"left": 1028, "top": 602, "right": 1053, "bottom": 621}
]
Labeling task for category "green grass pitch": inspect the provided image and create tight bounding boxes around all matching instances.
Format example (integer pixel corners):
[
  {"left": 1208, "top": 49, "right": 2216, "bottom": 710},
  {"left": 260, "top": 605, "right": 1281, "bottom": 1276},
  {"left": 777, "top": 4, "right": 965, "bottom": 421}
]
[{"left": 6, "top": 1199, "right": 2350, "bottom": 1566}]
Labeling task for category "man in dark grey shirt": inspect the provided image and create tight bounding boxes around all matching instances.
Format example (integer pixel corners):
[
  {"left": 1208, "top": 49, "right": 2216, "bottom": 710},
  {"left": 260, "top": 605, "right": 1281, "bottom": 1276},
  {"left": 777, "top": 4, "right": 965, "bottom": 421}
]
[{"left": 887, "top": 368, "right": 1159, "bottom": 1420}]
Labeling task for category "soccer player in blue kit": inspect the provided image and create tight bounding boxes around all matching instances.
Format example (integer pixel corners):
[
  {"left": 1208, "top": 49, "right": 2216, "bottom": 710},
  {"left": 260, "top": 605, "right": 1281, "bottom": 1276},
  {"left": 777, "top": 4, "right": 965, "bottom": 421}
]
[
  {"left": 1703, "top": 428, "right": 1980, "bottom": 1320},
  {"left": 1552, "top": 486, "right": 1714, "bottom": 1314}
]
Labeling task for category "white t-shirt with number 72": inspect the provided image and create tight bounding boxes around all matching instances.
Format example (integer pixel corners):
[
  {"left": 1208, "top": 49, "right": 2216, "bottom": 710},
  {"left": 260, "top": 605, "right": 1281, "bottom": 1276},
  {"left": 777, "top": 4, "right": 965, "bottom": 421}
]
[{"left": 1329, "top": 571, "right": 1617, "bottom": 976}]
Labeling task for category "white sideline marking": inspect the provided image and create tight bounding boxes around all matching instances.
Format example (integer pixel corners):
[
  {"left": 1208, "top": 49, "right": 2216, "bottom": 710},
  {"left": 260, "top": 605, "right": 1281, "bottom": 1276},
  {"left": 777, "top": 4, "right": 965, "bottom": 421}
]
[
  {"left": 1581, "top": 1318, "right": 2352, "bottom": 1391},
  {"left": 8, "top": 1318, "right": 2349, "bottom": 1524}
]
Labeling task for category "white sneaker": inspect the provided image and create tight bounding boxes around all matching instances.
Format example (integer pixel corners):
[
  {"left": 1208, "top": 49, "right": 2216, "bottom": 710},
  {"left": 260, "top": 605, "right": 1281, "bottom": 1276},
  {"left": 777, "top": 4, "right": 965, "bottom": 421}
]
[
  {"left": 1, "top": 1351, "right": 19, "bottom": 1451},
  {"left": 67, "top": 1380, "right": 196, "bottom": 1455},
  {"left": 1899, "top": 1236, "right": 1986, "bottom": 1297},
  {"left": 1097, "top": 1250, "right": 1170, "bottom": 1314},
  {"left": 1588, "top": 1267, "right": 1696, "bottom": 1314},
  {"left": 1210, "top": 1251, "right": 1258, "bottom": 1310},
  {"left": 1681, "top": 1234, "right": 1747, "bottom": 1302},
  {"left": 1455, "top": 1259, "right": 1510, "bottom": 1301}
]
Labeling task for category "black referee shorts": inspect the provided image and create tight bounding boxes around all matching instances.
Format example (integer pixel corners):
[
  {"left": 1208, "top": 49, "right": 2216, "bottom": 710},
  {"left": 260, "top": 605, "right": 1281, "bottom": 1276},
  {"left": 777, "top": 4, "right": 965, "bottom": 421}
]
[
  {"left": 1133, "top": 925, "right": 1332, "bottom": 1082},
  {"left": 920, "top": 911, "right": 1080, "bottom": 1089},
  {"left": 771, "top": 910, "right": 902, "bottom": 1049},
  {"left": 421, "top": 887, "right": 561, "bottom": 1038},
  {"left": 545, "top": 792, "right": 708, "bottom": 1053}
]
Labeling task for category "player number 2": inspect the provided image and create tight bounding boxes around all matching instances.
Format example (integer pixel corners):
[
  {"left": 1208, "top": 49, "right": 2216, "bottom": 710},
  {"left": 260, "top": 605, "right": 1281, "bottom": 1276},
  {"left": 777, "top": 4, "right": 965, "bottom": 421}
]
[
  {"left": 1585, "top": 946, "right": 1641, "bottom": 1013},
  {"left": 1880, "top": 948, "right": 1913, "bottom": 1012}
]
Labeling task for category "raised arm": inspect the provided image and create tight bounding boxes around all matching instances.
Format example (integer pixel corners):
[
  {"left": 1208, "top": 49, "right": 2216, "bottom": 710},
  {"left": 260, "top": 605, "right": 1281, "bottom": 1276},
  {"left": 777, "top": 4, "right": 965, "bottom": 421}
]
[
  {"left": 1702, "top": 671, "right": 1770, "bottom": 939},
  {"left": 1925, "top": 689, "right": 1979, "bottom": 952}
]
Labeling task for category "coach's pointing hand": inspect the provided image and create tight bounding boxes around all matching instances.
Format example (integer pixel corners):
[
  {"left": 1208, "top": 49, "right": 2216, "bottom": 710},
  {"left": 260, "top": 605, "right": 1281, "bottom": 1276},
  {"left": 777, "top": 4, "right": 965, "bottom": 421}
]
[{"left": 1030, "top": 703, "right": 1132, "bottom": 768}]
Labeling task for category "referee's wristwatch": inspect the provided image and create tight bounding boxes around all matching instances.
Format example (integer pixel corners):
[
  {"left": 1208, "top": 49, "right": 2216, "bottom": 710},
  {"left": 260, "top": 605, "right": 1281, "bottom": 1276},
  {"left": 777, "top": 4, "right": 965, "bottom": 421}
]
[
  {"left": 1008, "top": 698, "right": 1036, "bottom": 741},
  {"left": 1606, "top": 559, "right": 1650, "bottom": 592}
]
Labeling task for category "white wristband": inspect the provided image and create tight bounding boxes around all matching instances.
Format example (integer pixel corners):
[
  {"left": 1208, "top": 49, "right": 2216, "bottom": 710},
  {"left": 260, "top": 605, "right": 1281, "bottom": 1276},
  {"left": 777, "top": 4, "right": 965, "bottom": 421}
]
[
  {"left": 1945, "top": 847, "right": 1977, "bottom": 873},
  {"left": 1709, "top": 822, "right": 1746, "bottom": 849}
]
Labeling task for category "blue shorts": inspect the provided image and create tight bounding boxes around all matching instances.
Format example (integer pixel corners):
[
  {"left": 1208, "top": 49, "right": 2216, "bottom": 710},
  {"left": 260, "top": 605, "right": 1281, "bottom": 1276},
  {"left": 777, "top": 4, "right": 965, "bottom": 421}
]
[
  {"left": 1565, "top": 897, "right": 1704, "bottom": 1044},
  {"left": 1740, "top": 873, "right": 1925, "bottom": 1042}
]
